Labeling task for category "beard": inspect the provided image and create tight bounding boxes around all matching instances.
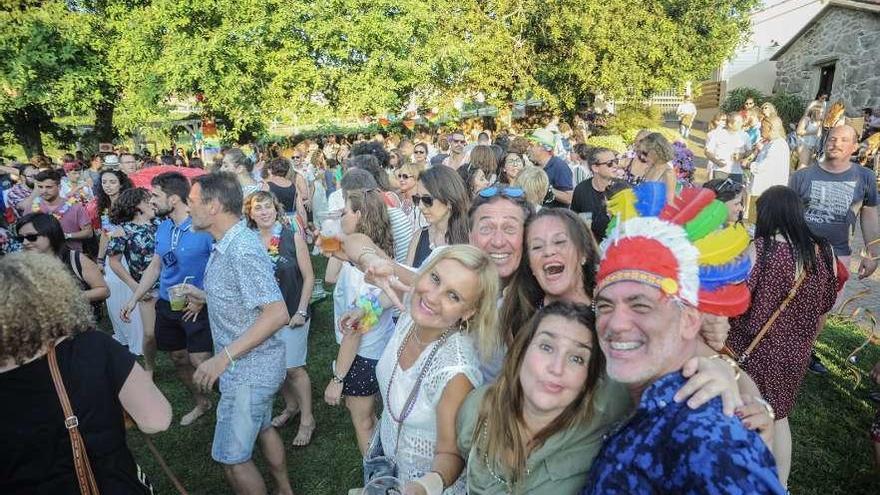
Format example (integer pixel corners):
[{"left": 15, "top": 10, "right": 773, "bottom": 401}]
[{"left": 154, "top": 204, "right": 173, "bottom": 217}]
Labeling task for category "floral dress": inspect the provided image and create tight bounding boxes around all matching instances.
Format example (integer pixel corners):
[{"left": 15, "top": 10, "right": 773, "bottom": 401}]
[
  {"left": 105, "top": 221, "right": 159, "bottom": 286},
  {"left": 0, "top": 227, "right": 20, "bottom": 256}
]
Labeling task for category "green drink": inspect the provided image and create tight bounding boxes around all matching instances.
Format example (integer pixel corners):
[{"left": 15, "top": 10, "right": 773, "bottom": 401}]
[{"left": 169, "top": 276, "right": 193, "bottom": 311}]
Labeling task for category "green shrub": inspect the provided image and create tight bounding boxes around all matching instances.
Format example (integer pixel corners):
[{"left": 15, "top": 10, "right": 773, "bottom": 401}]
[
  {"left": 586, "top": 134, "right": 628, "bottom": 153},
  {"left": 721, "top": 87, "right": 765, "bottom": 114},
  {"left": 605, "top": 104, "right": 664, "bottom": 142},
  {"left": 765, "top": 92, "right": 806, "bottom": 129}
]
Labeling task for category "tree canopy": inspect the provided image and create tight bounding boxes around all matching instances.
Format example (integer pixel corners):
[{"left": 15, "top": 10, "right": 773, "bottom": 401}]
[{"left": 1, "top": 0, "right": 757, "bottom": 154}]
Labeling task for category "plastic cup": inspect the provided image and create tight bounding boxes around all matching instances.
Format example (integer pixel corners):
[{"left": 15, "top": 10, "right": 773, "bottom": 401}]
[
  {"left": 318, "top": 235, "right": 341, "bottom": 253},
  {"left": 169, "top": 285, "right": 187, "bottom": 311}
]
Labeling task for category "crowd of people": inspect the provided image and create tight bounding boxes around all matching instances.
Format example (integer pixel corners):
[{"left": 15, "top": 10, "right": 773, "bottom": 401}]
[{"left": 1, "top": 104, "right": 879, "bottom": 495}]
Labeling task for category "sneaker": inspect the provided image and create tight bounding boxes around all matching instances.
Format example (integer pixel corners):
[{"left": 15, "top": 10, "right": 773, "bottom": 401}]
[{"left": 808, "top": 354, "right": 829, "bottom": 375}]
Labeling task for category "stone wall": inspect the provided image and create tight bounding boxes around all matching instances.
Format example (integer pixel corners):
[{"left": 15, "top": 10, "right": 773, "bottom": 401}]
[{"left": 774, "top": 6, "right": 880, "bottom": 115}]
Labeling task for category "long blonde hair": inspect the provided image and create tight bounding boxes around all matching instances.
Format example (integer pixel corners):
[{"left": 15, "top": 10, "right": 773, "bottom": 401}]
[
  {"left": 415, "top": 245, "right": 499, "bottom": 359},
  {"left": 0, "top": 253, "right": 94, "bottom": 364}
]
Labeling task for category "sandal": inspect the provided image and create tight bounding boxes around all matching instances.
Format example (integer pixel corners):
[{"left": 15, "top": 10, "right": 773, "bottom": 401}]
[{"left": 292, "top": 421, "right": 316, "bottom": 447}]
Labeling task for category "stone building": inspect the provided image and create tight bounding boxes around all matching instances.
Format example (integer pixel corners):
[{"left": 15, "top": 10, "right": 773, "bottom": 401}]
[{"left": 771, "top": 0, "right": 880, "bottom": 116}]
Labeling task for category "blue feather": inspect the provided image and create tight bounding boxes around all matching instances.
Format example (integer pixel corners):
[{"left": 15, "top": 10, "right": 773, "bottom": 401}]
[
  {"left": 634, "top": 182, "right": 666, "bottom": 217},
  {"left": 699, "top": 255, "right": 752, "bottom": 290}
]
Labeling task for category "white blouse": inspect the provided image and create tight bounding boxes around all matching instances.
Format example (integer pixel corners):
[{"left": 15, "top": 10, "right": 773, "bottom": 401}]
[{"left": 375, "top": 312, "right": 483, "bottom": 494}]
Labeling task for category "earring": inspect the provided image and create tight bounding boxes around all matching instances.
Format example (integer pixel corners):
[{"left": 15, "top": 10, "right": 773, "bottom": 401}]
[{"left": 458, "top": 319, "right": 470, "bottom": 333}]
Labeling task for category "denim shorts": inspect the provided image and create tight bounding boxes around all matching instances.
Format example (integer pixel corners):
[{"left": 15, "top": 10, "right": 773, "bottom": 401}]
[{"left": 211, "top": 382, "right": 277, "bottom": 464}]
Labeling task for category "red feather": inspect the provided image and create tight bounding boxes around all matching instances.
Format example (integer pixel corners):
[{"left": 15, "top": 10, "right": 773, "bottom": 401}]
[
  {"left": 698, "top": 283, "right": 751, "bottom": 317},
  {"left": 659, "top": 188, "right": 716, "bottom": 225}
]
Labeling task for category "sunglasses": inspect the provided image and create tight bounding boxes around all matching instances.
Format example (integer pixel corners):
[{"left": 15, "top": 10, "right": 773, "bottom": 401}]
[
  {"left": 594, "top": 158, "right": 619, "bottom": 168},
  {"left": 451, "top": 139, "right": 467, "bottom": 144},
  {"left": 478, "top": 186, "right": 525, "bottom": 199},
  {"left": 397, "top": 173, "right": 413, "bottom": 180},
  {"left": 413, "top": 150, "right": 426, "bottom": 154},
  {"left": 717, "top": 177, "right": 744, "bottom": 193},
  {"left": 411, "top": 194, "right": 435, "bottom": 208},
  {"left": 15, "top": 233, "right": 41, "bottom": 243},
  {"left": 636, "top": 150, "right": 649, "bottom": 160}
]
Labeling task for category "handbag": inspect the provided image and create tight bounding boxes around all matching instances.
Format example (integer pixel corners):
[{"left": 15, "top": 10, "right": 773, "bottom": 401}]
[
  {"left": 46, "top": 342, "right": 101, "bottom": 495},
  {"left": 723, "top": 269, "right": 806, "bottom": 366},
  {"left": 362, "top": 427, "right": 397, "bottom": 484}
]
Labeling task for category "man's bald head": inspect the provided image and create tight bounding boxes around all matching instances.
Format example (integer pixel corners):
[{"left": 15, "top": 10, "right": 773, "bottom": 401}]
[{"left": 824, "top": 124, "right": 860, "bottom": 166}]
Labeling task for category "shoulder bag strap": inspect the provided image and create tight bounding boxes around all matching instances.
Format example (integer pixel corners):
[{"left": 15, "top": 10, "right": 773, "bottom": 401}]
[
  {"left": 739, "top": 269, "right": 807, "bottom": 365},
  {"left": 69, "top": 250, "right": 84, "bottom": 283},
  {"left": 46, "top": 343, "right": 101, "bottom": 495}
]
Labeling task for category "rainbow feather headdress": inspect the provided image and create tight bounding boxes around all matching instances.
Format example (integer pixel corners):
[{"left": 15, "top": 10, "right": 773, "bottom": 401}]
[{"left": 597, "top": 182, "right": 751, "bottom": 316}]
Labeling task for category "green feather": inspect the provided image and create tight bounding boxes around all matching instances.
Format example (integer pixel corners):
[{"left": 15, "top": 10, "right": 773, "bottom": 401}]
[{"left": 684, "top": 200, "right": 728, "bottom": 241}]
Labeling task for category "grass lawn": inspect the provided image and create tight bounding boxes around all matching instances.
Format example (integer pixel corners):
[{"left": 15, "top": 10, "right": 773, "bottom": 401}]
[{"left": 120, "top": 256, "right": 880, "bottom": 494}]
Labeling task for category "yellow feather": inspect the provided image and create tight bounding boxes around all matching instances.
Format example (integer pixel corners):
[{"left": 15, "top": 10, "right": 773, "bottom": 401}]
[
  {"left": 695, "top": 224, "right": 749, "bottom": 265},
  {"left": 607, "top": 189, "right": 638, "bottom": 223}
]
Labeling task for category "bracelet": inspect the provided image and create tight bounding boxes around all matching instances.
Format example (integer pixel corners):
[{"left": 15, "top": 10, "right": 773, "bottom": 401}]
[
  {"left": 709, "top": 353, "right": 741, "bottom": 381},
  {"left": 296, "top": 310, "right": 308, "bottom": 318},
  {"left": 330, "top": 360, "right": 345, "bottom": 383},
  {"left": 224, "top": 346, "right": 236, "bottom": 371},
  {"left": 414, "top": 471, "right": 444, "bottom": 495},
  {"left": 753, "top": 396, "right": 776, "bottom": 420}
]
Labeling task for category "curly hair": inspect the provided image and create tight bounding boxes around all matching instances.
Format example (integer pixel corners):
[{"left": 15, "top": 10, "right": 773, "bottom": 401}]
[
  {"left": 95, "top": 168, "right": 134, "bottom": 214},
  {"left": 243, "top": 191, "right": 290, "bottom": 229},
  {"left": 109, "top": 187, "right": 151, "bottom": 225},
  {"left": 0, "top": 252, "right": 94, "bottom": 365}
]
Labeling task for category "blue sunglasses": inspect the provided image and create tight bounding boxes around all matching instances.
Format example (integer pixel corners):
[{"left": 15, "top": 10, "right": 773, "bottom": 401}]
[{"left": 478, "top": 186, "right": 525, "bottom": 199}]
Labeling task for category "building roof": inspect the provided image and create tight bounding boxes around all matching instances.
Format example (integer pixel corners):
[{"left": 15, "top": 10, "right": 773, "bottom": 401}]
[{"left": 770, "top": 0, "right": 880, "bottom": 60}]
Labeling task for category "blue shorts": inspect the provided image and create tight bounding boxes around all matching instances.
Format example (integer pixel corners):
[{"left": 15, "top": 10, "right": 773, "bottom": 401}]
[{"left": 211, "top": 382, "right": 277, "bottom": 464}]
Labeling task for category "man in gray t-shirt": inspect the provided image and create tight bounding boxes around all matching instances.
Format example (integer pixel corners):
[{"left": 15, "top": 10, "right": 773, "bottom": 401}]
[{"left": 789, "top": 126, "right": 880, "bottom": 275}]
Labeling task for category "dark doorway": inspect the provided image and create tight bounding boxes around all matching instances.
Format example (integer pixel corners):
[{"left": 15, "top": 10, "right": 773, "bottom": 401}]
[{"left": 817, "top": 63, "right": 836, "bottom": 99}]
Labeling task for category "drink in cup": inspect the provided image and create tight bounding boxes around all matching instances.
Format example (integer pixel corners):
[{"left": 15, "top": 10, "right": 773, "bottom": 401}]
[
  {"left": 169, "top": 276, "right": 194, "bottom": 311},
  {"left": 319, "top": 215, "right": 343, "bottom": 254}
]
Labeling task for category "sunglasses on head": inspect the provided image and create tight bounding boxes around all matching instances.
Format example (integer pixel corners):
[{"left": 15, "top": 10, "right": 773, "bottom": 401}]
[
  {"left": 478, "top": 186, "right": 525, "bottom": 199},
  {"left": 397, "top": 173, "right": 413, "bottom": 180},
  {"left": 411, "top": 194, "right": 435, "bottom": 207},
  {"left": 15, "top": 233, "right": 41, "bottom": 243},
  {"left": 717, "top": 177, "right": 744, "bottom": 193}
]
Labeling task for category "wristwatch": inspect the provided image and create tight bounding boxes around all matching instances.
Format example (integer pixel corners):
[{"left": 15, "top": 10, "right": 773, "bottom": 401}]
[
  {"left": 64, "top": 233, "right": 72, "bottom": 240},
  {"left": 296, "top": 310, "right": 308, "bottom": 318}
]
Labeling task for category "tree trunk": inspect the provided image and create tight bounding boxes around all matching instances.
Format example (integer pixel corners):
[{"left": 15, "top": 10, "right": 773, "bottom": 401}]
[
  {"left": 10, "top": 105, "right": 45, "bottom": 159},
  {"left": 93, "top": 100, "right": 116, "bottom": 143}
]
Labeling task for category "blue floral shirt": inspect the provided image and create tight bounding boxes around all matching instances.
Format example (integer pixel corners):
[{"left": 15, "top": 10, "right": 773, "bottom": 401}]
[{"left": 582, "top": 372, "right": 785, "bottom": 495}]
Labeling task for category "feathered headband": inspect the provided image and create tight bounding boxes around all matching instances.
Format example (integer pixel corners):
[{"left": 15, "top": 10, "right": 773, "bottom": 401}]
[{"left": 597, "top": 182, "right": 751, "bottom": 317}]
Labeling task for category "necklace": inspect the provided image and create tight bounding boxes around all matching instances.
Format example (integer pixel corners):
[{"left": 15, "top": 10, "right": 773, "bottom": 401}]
[
  {"left": 385, "top": 323, "right": 454, "bottom": 453},
  {"left": 265, "top": 222, "right": 282, "bottom": 263},
  {"left": 33, "top": 196, "right": 77, "bottom": 221},
  {"left": 479, "top": 419, "right": 531, "bottom": 494}
]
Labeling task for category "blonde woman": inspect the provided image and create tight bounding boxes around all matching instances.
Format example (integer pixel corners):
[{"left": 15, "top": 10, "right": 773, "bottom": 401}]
[
  {"left": 796, "top": 103, "right": 823, "bottom": 168},
  {"left": 354, "top": 245, "right": 500, "bottom": 494},
  {"left": 619, "top": 132, "right": 677, "bottom": 203}
]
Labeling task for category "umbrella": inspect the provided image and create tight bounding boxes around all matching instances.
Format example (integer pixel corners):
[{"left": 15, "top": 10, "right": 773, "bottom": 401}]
[{"left": 128, "top": 165, "right": 207, "bottom": 189}]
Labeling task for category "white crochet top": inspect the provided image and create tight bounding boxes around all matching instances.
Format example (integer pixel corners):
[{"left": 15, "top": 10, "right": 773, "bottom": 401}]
[{"left": 375, "top": 313, "right": 483, "bottom": 494}]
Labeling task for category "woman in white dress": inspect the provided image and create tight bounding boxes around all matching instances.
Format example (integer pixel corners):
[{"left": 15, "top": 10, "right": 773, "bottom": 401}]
[
  {"left": 796, "top": 103, "right": 823, "bottom": 169},
  {"left": 362, "top": 245, "right": 499, "bottom": 494},
  {"left": 748, "top": 118, "right": 791, "bottom": 222}
]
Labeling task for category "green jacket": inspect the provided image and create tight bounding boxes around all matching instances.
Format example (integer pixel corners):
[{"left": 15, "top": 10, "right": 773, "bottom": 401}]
[{"left": 456, "top": 378, "right": 631, "bottom": 495}]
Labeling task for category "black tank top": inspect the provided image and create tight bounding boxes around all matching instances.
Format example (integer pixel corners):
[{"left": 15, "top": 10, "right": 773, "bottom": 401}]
[
  {"left": 268, "top": 181, "right": 297, "bottom": 213},
  {"left": 413, "top": 228, "right": 432, "bottom": 268}
]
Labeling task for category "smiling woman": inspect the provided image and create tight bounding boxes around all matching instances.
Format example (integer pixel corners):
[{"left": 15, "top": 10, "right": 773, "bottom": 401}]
[{"left": 499, "top": 208, "right": 599, "bottom": 349}]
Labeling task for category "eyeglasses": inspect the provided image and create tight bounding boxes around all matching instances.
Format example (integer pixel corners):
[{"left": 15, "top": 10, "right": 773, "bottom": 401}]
[
  {"left": 15, "top": 233, "right": 41, "bottom": 243},
  {"left": 397, "top": 173, "right": 413, "bottom": 180},
  {"left": 478, "top": 186, "right": 525, "bottom": 199},
  {"left": 716, "top": 177, "right": 744, "bottom": 193},
  {"left": 411, "top": 194, "right": 435, "bottom": 208},
  {"left": 594, "top": 158, "right": 619, "bottom": 168}
]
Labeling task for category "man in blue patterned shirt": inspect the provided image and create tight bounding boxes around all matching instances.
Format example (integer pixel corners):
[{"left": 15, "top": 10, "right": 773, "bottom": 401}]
[
  {"left": 186, "top": 172, "right": 293, "bottom": 495},
  {"left": 582, "top": 198, "right": 785, "bottom": 494}
]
